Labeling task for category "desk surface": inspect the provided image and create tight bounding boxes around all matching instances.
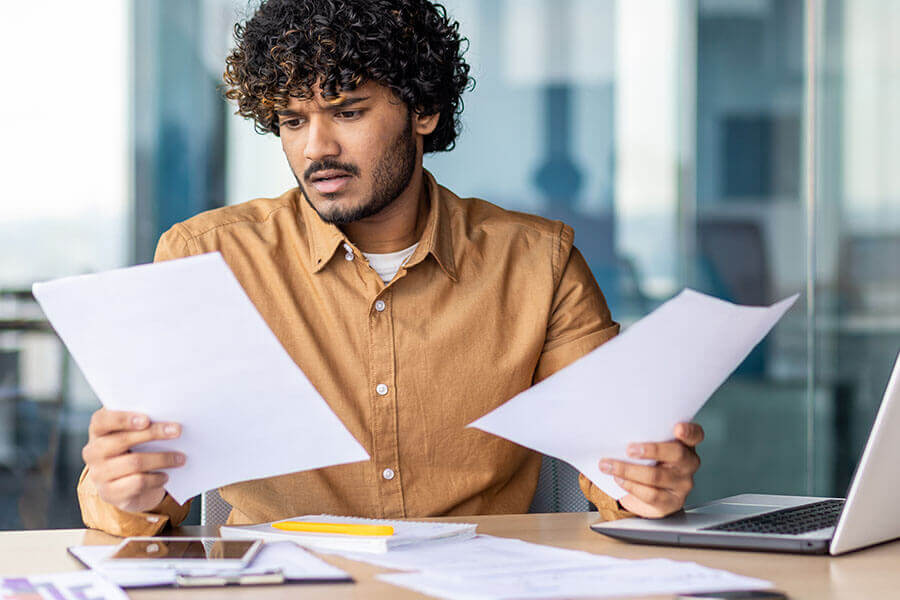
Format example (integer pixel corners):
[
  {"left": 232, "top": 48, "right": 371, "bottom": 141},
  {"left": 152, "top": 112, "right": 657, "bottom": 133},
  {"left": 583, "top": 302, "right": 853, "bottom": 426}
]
[{"left": 2, "top": 512, "right": 897, "bottom": 599}]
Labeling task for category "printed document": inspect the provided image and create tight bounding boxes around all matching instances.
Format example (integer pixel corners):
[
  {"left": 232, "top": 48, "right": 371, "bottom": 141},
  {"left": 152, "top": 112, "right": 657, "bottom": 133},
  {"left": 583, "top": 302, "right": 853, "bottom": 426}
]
[
  {"left": 469, "top": 289, "right": 797, "bottom": 500},
  {"left": 1, "top": 572, "right": 128, "bottom": 600},
  {"left": 378, "top": 558, "right": 772, "bottom": 599},
  {"left": 315, "top": 532, "right": 772, "bottom": 599},
  {"left": 326, "top": 534, "right": 623, "bottom": 574},
  {"left": 33, "top": 253, "right": 369, "bottom": 503}
]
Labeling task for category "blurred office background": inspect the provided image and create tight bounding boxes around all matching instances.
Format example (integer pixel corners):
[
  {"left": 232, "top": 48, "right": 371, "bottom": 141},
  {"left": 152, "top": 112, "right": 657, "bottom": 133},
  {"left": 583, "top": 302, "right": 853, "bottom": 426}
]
[{"left": 0, "top": 0, "right": 897, "bottom": 528}]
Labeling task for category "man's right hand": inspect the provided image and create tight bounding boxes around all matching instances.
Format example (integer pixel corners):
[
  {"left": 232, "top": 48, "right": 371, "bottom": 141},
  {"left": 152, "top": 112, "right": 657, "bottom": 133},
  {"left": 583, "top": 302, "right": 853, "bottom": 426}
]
[{"left": 82, "top": 409, "right": 186, "bottom": 514}]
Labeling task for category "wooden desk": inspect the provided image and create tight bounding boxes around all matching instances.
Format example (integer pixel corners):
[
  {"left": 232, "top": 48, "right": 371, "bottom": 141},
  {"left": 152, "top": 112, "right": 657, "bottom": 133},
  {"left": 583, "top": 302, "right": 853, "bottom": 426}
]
[{"left": 2, "top": 513, "right": 897, "bottom": 599}]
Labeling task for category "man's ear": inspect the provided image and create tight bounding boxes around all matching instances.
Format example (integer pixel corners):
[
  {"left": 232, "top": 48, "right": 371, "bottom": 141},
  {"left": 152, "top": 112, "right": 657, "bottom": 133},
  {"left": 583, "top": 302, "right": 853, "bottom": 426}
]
[{"left": 414, "top": 112, "right": 440, "bottom": 136}]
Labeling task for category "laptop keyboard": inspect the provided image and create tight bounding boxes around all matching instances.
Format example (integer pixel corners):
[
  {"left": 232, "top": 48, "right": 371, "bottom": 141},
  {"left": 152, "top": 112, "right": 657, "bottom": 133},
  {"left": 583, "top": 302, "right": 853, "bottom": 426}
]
[{"left": 702, "top": 499, "right": 845, "bottom": 535}]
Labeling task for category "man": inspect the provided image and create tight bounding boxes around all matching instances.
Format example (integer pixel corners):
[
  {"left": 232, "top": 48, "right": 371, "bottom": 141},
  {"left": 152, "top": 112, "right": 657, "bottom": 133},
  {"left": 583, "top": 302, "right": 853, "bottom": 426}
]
[{"left": 78, "top": 0, "right": 703, "bottom": 537}]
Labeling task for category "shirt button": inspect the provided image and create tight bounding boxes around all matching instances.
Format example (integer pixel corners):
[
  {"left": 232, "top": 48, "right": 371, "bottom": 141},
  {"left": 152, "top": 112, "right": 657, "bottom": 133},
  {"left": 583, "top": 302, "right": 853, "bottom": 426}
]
[
  {"left": 376, "top": 383, "right": 389, "bottom": 396},
  {"left": 382, "top": 468, "right": 395, "bottom": 481},
  {"left": 344, "top": 252, "right": 354, "bottom": 261},
  {"left": 375, "top": 300, "right": 386, "bottom": 312}
]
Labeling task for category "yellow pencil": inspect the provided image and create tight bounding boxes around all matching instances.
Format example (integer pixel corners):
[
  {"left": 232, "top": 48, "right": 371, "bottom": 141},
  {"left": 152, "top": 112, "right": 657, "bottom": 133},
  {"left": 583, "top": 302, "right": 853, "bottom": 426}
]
[{"left": 271, "top": 521, "right": 394, "bottom": 536}]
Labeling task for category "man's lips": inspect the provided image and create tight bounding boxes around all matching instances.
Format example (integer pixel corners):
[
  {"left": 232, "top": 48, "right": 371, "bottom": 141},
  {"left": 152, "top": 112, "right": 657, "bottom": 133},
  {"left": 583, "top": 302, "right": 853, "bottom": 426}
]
[{"left": 308, "top": 171, "right": 353, "bottom": 194}]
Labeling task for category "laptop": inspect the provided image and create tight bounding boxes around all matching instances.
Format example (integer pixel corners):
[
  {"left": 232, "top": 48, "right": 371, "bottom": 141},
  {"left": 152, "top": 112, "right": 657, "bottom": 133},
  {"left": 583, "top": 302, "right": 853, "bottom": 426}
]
[{"left": 592, "top": 351, "right": 900, "bottom": 555}]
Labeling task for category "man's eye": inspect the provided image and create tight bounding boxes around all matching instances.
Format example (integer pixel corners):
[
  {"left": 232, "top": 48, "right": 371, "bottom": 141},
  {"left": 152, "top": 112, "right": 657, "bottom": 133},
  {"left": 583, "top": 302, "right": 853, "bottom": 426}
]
[
  {"left": 336, "top": 110, "right": 361, "bottom": 119},
  {"left": 280, "top": 119, "right": 303, "bottom": 129}
]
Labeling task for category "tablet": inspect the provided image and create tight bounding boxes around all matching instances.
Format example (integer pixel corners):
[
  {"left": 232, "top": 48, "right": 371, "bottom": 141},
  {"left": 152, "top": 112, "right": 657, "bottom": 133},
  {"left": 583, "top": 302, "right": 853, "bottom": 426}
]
[{"left": 104, "top": 537, "right": 263, "bottom": 570}]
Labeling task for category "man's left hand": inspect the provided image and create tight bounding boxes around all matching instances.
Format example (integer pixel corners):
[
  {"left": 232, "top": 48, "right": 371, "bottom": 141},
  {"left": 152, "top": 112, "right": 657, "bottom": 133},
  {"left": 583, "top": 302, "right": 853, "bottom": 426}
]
[{"left": 599, "top": 422, "right": 704, "bottom": 518}]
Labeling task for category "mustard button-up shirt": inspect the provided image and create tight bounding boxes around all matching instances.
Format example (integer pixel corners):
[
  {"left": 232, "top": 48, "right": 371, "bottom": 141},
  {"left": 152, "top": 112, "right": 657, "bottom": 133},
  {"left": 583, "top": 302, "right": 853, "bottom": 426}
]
[{"left": 77, "top": 171, "right": 629, "bottom": 536}]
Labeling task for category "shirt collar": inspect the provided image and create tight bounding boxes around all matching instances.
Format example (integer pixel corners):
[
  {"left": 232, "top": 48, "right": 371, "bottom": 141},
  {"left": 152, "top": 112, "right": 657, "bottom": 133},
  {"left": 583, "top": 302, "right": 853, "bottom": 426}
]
[
  {"left": 298, "top": 189, "right": 349, "bottom": 274},
  {"left": 405, "top": 170, "right": 457, "bottom": 281},
  {"left": 300, "top": 169, "right": 457, "bottom": 281}
]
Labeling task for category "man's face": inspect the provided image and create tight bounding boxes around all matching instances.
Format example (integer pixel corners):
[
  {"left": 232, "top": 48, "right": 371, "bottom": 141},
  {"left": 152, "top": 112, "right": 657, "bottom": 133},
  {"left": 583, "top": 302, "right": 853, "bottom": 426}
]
[{"left": 277, "top": 82, "right": 419, "bottom": 225}]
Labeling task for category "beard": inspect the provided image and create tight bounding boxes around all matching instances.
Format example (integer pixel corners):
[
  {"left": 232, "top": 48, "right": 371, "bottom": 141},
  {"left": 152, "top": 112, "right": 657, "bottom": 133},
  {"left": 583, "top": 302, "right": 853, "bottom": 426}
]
[{"left": 296, "top": 117, "right": 417, "bottom": 225}]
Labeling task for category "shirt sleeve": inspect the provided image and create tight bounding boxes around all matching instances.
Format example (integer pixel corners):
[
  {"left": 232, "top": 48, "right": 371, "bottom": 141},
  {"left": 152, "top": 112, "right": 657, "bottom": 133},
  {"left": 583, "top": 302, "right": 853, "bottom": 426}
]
[
  {"left": 533, "top": 226, "right": 619, "bottom": 383},
  {"left": 153, "top": 224, "right": 197, "bottom": 263},
  {"left": 76, "top": 225, "right": 197, "bottom": 535},
  {"left": 578, "top": 473, "right": 633, "bottom": 521},
  {"left": 77, "top": 468, "right": 192, "bottom": 537},
  {"left": 533, "top": 224, "right": 632, "bottom": 521}
]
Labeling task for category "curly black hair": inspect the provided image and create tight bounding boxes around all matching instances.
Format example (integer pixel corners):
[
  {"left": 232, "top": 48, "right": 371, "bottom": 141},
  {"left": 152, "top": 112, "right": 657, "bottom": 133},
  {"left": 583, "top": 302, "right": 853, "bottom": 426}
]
[{"left": 223, "top": 0, "right": 473, "bottom": 153}]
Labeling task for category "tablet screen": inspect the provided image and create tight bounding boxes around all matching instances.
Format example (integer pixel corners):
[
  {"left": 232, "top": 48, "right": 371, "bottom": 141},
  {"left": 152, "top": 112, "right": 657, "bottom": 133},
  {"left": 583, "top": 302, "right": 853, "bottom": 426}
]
[{"left": 109, "top": 538, "right": 257, "bottom": 561}]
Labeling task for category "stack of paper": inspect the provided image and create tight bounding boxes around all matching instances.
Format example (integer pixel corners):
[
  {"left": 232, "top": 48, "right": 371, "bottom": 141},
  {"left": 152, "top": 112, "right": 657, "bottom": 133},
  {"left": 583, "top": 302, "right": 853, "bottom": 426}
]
[
  {"left": 330, "top": 534, "right": 623, "bottom": 574},
  {"left": 321, "top": 534, "right": 772, "bottom": 599},
  {"left": 221, "top": 514, "right": 477, "bottom": 554},
  {"left": 378, "top": 557, "right": 773, "bottom": 600}
]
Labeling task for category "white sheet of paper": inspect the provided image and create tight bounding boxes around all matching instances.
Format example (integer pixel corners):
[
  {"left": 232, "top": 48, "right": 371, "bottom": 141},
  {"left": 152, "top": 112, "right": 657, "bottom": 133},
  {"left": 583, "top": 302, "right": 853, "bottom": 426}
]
[
  {"left": 469, "top": 289, "right": 797, "bottom": 500},
  {"left": 325, "top": 534, "right": 624, "bottom": 575},
  {"left": 68, "top": 541, "right": 349, "bottom": 588},
  {"left": 378, "top": 558, "right": 772, "bottom": 600},
  {"left": 33, "top": 253, "right": 369, "bottom": 503}
]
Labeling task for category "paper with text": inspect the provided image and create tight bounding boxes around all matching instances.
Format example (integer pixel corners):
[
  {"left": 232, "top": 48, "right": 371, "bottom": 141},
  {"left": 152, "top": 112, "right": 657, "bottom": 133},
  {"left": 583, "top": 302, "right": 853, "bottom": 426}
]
[
  {"left": 325, "top": 534, "right": 623, "bottom": 574},
  {"left": 469, "top": 289, "right": 797, "bottom": 499},
  {"left": 378, "top": 558, "right": 772, "bottom": 600},
  {"left": 1, "top": 572, "right": 128, "bottom": 600},
  {"left": 33, "top": 253, "right": 369, "bottom": 503}
]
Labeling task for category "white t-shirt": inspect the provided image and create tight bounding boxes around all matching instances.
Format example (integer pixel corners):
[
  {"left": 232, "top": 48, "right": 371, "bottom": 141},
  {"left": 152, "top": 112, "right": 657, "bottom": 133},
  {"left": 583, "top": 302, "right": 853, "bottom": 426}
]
[{"left": 362, "top": 243, "right": 419, "bottom": 284}]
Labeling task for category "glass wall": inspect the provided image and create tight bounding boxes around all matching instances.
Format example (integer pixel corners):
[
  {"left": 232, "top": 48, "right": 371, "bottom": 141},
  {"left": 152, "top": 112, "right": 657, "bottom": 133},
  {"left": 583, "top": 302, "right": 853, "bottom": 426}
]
[
  {"left": 811, "top": 0, "right": 900, "bottom": 495},
  {"left": 1, "top": 0, "right": 897, "bottom": 528},
  {"left": 0, "top": 1, "right": 130, "bottom": 528},
  {"left": 688, "top": 0, "right": 811, "bottom": 501}
]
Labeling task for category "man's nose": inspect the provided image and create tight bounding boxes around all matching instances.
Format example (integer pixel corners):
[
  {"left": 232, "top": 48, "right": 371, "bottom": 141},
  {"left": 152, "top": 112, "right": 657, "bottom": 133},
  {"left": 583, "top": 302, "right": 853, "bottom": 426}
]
[{"left": 304, "top": 119, "right": 340, "bottom": 162}]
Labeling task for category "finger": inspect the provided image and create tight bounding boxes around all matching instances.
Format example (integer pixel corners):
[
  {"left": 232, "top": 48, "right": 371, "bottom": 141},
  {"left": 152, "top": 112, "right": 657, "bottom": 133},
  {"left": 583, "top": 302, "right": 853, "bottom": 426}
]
[
  {"left": 89, "top": 409, "right": 150, "bottom": 438},
  {"left": 614, "top": 477, "right": 682, "bottom": 516},
  {"left": 627, "top": 440, "right": 690, "bottom": 464},
  {"left": 85, "top": 422, "right": 181, "bottom": 462},
  {"left": 618, "top": 492, "right": 680, "bottom": 519},
  {"left": 599, "top": 459, "right": 682, "bottom": 491},
  {"left": 674, "top": 422, "right": 705, "bottom": 447},
  {"left": 94, "top": 452, "right": 186, "bottom": 483},
  {"left": 103, "top": 472, "right": 169, "bottom": 504}
]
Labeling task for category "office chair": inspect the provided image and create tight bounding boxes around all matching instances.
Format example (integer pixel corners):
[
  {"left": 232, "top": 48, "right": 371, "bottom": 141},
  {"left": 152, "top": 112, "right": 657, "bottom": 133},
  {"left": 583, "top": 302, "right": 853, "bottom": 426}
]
[
  {"left": 528, "top": 454, "right": 591, "bottom": 513},
  {"left": 200, "top": 454, "right": 590, "bottom": 525},
  {"left": 200, "top": 488, "right": 233, "bottom": 526}
]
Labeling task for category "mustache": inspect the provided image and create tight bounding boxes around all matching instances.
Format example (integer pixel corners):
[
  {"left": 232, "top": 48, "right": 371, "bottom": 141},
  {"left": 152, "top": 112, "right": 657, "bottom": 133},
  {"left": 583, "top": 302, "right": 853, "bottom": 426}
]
[{"left": 303, "top": 159, "right": 361, "bottom": 181}]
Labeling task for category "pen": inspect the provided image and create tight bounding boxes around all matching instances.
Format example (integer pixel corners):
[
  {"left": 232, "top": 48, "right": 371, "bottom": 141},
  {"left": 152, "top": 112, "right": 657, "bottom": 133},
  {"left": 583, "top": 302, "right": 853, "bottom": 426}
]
[{"left": 271, "top": 521, "right": 395, "bottom": 536}]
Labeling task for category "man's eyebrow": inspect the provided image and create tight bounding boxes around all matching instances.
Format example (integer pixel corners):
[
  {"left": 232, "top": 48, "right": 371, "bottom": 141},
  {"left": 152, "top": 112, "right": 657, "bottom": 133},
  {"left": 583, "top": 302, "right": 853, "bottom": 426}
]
[
  {"left": 275, "top": 96, "right": 371, "bottom": 118},
  {"left": 324, "top": 95, "right": 371, "bottom": 109}
]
